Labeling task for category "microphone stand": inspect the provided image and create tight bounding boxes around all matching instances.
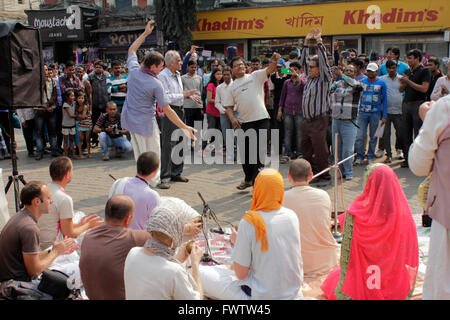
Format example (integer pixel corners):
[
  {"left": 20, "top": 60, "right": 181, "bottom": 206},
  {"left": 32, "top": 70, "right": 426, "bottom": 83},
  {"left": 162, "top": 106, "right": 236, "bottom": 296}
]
[{"left": 197, "top": 192, "right": 222, "bottom": 264}]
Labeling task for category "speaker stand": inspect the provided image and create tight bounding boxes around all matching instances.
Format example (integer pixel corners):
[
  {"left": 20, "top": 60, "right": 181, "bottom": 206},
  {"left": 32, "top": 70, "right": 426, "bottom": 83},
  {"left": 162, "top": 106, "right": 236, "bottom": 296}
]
[{"left": 4, "top": 108, "right": 26, "bottom": 212}]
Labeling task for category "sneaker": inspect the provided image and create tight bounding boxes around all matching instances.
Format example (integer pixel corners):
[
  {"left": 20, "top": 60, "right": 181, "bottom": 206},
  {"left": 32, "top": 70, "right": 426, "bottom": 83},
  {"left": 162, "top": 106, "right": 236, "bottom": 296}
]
[
  {"left": 400, "top": 160, "right": 409, "bottom": 168},
  {"left": 35, "top": 153, "right": 43, "bottom": 161},
  {"left": 383, "top": 157, "right": 392, "bottom": 164},
  {"left": 396, "top": 150, "right": 404, "bottom": 160},
  {"left": 354, "top": 158, "right": 363, "bottom": 165},
  {"left": 103, "top": 154, "right": 110, "bottom": 161},
  {"left": 374, "top": 150, "right": 384, "bottom": 158},
  {"left": 345, "top": 176, "right": 353, "bottom": 181}
]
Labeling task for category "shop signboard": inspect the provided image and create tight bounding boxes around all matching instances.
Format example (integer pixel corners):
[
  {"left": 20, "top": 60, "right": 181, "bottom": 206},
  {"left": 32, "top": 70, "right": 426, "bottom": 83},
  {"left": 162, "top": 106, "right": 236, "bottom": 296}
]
[
  {"left": 26, "top": 6, "right": 98, "bottom": 42},
  {"left": 192, "top": 0, "right": 449, "bottom": 40},
  {"left": 99, "top": 31, "right": 157, "bottom": 48}
]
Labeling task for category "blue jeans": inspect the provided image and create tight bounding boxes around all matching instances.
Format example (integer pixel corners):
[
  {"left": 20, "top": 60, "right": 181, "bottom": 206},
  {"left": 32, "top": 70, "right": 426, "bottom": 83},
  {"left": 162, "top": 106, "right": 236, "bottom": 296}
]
[
  {"left": 355, "top": 112, "right": 380, "bottom": 160},
  {"left": 332, "top": 119, "right": 357, "bottom": 178},
  {"left": 220, "top": 112, "right": 237, "bottom": 150},
  {"left": 34, "top": 109, "right": 58, "bottom": 154},
  {"left": 99, "top": 132, "right": 133, "bottom": 155},
  {"left": 283, "top": 114, "right": 302, "bottom": 156}
]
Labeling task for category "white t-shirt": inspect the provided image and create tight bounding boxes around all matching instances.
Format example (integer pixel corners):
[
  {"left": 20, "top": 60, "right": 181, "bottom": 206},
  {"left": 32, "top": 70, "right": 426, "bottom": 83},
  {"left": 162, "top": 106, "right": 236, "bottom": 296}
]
[
  {"left": 38, "top": 182, "right": 74, "bottom": 250},
  {"left": 223, "top": 69, "right": 270, "bottom": 123},
  {"left": 215, "top": 80, "right": 235, "bottom": 114},
  {"left": 232, "top": 207, "right": 304, "bottom": 300},
  {"left": 124, "top": 247, "right": 201, "bottom": 300}
]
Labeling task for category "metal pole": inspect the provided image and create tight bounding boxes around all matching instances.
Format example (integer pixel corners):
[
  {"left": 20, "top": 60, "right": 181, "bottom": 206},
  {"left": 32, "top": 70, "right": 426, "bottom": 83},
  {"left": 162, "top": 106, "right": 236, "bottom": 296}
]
[{"left": 332, "top": 133, "right": 342, "bottom": 242}]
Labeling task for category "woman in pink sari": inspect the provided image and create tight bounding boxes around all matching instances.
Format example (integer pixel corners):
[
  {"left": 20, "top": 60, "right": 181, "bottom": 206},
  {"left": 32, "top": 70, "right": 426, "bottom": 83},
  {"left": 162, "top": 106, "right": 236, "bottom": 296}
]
[{"left": 321, "top": 164, "right": 419, "bottom": 300}]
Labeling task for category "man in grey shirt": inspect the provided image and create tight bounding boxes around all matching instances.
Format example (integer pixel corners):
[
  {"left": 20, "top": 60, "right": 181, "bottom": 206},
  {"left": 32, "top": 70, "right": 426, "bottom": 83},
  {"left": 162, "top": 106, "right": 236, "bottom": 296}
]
[
  {"left": 182, "top": 60, "right": 203, "bottom": 130},
  {"left": 158, "top": 50, "right": 201, "bottom": 189},
  {"left": 380, "top": 59, "right": 403, "bottom": 163}
]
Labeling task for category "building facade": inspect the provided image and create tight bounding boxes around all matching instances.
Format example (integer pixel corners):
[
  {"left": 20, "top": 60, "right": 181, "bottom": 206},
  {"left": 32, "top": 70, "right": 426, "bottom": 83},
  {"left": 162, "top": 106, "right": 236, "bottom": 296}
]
[{"left": 192, "top": 0, "right": 450, "bottom": 65}]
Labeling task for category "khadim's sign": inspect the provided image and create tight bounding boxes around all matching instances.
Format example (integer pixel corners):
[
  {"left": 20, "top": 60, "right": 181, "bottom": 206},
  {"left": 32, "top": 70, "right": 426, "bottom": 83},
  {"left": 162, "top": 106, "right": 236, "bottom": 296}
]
[{"left": 192, "top": 0, "right": 449, "bottom": 40}]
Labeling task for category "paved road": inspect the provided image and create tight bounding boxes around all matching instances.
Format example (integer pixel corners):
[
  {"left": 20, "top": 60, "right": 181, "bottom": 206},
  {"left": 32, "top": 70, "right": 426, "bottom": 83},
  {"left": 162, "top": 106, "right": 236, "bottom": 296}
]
[{"left": 1, "top": 129, "right": 424, "bottom": 227}]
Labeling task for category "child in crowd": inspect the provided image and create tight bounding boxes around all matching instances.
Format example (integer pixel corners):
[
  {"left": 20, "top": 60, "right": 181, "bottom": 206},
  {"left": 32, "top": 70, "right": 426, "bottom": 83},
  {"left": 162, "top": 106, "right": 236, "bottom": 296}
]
[
  {"left": 75, "top": 91, "right": 92, "bottom": 158},
  {"left": 62, "top": 90, "right": 80, "bottom": 160}
]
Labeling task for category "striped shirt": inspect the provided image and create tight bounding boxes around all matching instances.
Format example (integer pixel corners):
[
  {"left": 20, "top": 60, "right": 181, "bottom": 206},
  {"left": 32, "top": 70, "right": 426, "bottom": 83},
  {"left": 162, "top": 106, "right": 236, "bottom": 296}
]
[
  {"left": 300, "top": 42, "right": 332, "bottom": 120},
  {"left": 107, "top": 75, "right": 128, "bottom": 107}
]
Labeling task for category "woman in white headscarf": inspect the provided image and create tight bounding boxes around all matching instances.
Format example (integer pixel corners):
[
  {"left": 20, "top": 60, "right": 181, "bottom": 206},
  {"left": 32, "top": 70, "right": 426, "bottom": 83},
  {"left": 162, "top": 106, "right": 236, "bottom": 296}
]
[{"left": 123, "top": 199, "right": 204, "bottom": 300}]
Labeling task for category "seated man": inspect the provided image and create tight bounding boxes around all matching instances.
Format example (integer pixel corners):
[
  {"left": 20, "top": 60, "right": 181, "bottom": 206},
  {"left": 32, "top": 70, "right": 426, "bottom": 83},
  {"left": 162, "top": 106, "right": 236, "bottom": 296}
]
[
  {"left": 93, "top": 101, "right": 133, "bottom": 161},
  {"left": 37, "top": 157, "right": 103, "bottom": 250},
  {"left": 199, "top": 168, "right": 304, "bottom": 300},
  {"left": 80, "top": 195, "right": 151, "bottom": 300},
  {"left": 283, "top": 159, "right": 340, "bottom": 277},
  {"left": 124, "top": 197, "right": 204, "bottom": 300},
  {"left": 109, "top": 151, "right": 161, "bottom": 230},
  {"left": 0, "top": 182, "right": 78, "bottom": 287}
]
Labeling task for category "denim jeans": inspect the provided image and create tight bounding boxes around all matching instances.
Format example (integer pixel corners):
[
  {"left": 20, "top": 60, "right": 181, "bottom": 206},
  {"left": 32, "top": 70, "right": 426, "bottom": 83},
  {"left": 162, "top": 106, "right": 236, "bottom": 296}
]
[
  {"left": 34, "top": 109, "right": 58, "bottom": 154},
  {"left": 99, "top": 132, "right": 133, "bottom": 155},
  {"left": 283, "top": 113, "right": 302, "bottom": 157},
  {"left": 220, "top": 112, "right": 237, "bottom": 150},
  {"left": 355, "top": 111, "right": 381, "bottom": 160},
  {"left": 332, "top": 119, "right": 357, "bottom": 178}
]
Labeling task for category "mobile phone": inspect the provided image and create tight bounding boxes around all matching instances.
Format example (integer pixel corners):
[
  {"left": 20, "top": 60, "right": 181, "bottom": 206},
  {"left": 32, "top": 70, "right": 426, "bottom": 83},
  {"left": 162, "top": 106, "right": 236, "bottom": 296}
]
[
  {"left": 195, "top": 47, "right": 204, "bottom": 52},
  {"left": 281, "top": 68, "right": 291, "bottom": 74},
  {"left": 342, "top": 51, "right": 350, "bottom": 59}
]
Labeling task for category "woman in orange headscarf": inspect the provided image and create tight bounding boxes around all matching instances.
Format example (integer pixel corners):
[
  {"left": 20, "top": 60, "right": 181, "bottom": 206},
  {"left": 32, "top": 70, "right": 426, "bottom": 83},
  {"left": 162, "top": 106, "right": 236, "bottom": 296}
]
[
  {"left": 198, "top": 168, "right": 304, "bottom": 300},
  {"left": 321, "top": 164, "right": 419, "bottom": 300}
]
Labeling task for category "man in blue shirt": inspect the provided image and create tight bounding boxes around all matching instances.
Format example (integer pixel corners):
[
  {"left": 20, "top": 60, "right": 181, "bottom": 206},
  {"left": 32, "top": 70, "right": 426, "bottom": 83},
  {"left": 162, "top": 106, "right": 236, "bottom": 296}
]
[
  {"left": 107, "top": 61, "right": 128, "bottom": 114},
  {"left": 378, "top": 47, "right": 409, "bottom": 76},
  {"left": 120, "top": 20, "right": 196, "bottom": 187},
  {"left": 354, "top": 62, "right": 388, "bottom": 164}
]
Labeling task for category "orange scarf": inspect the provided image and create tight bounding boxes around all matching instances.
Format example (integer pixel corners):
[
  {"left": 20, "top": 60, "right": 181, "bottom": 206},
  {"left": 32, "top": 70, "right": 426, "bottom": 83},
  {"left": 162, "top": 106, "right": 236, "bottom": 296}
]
[{"left": 242, "top": 169, "right": 284, "bottom": 252}]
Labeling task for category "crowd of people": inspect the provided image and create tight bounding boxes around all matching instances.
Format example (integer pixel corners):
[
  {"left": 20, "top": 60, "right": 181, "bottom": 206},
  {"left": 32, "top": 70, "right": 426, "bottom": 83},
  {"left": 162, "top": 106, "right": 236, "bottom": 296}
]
[{"left": 0, "top": 22, "right": 449, "bottom": 300}]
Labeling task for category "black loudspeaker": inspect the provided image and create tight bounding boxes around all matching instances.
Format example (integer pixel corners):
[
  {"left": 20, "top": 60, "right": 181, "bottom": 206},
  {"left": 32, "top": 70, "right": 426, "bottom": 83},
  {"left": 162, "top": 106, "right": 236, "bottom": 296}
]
[{"left": 0, "top": 22, "right": 44, "bottom": 109}]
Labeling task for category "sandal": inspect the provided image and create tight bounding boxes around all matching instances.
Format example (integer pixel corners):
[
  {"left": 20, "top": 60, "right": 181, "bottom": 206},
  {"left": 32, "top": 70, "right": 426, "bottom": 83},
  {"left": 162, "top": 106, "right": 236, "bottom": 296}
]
[
  {"left": 236, "top": 181, "right": 252, "bottom": 190},
  {"left": 383, "top": 157, "right": 392, "bottom": 164}
]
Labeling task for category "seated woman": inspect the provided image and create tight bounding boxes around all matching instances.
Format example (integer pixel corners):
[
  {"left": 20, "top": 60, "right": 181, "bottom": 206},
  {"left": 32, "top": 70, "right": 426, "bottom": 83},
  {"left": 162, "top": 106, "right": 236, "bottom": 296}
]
[
  {"left": 199, "top": 168, "right": 304, "bottom": 300},
  {"left": 321, "top": 164, "right": 419, "bottom": 300},
  {"left": 124, "top": 199, "right": 204, "bottom": 300}
]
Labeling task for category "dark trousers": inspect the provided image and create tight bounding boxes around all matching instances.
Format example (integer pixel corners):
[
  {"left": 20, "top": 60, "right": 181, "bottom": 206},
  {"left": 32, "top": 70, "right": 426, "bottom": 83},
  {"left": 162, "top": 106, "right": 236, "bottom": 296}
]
[
  {"left": 269, "top": 103, "right": 283, "bottom": 155},
  {"left": 381, "top": 113, "right": 402, "bottom": 158},
  {"left": 204, "top": 113, "right": 221, "bottom": 149},
  {"left": 34, "top": 109, "right": 58, "bottom": 154},
  {"left": 0, "top": 111, "right": 11, "bottom": 153},
  {"left": 301, "top": 115, "right": 330, "bottom": 177},
  {"left": 55, "top": 107, "right": 63, "bottom": 149},
  {"left": 240, "top": 118, "right": 270, "bottom": 184},
  {"left": 184, "top": 108, "right": 203, "bottom": 128},
  {"left": 91, "top": 105, "right": 105, "bottom": 144},
  {"left": 161, "top": 106, "right": 185, "bottom": 182},
  {"left": 22, "top": 119, "right": 35, "bottom": 155},
  {"left": 401, "top": 101, "right": 423, "bottom": 160}
]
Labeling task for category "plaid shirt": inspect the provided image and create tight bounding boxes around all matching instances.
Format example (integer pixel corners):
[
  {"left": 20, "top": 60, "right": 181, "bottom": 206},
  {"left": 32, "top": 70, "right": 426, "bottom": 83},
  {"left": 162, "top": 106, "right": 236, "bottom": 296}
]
[{"left": 330, "top": 76, "right": 363, "bottom": 120}]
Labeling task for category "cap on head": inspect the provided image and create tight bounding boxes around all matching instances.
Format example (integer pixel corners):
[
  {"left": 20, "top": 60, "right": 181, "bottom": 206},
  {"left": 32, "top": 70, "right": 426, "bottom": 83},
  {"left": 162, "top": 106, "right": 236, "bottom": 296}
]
[{"left": 366, "top": 62, "right": 379, "bottom": 72}]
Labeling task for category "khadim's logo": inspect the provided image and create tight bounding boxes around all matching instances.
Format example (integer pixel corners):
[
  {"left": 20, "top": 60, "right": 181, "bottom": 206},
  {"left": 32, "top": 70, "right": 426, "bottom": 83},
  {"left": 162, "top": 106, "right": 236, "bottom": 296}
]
[
  {"left": 344, "top": 6, "right": 440, "bottom": 29},
  {"left": 195, "top": 17, "right": 265, "bottom": 32}
]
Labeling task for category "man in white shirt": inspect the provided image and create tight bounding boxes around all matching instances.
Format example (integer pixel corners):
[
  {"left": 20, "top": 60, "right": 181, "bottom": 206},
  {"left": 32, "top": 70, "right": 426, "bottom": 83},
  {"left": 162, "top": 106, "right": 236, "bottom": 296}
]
[
  {"left": 158, "top": 50, "right": 201, "bottom": 189},
  {"left": 37, "top": 157, "right": 103, "bottom": 250},
  {"left": 223, "top": 53, "right": 280, "bottom": 189},
  {"left": 215, "top": 66, "right": 236, "bottom": 161}
]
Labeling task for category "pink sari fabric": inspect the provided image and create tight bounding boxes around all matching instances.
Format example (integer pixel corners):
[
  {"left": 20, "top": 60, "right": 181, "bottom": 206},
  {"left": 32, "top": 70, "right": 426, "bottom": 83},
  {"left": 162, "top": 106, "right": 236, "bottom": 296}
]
[{"left": 321, "top": 165, "right": 419, "bottom": 300}]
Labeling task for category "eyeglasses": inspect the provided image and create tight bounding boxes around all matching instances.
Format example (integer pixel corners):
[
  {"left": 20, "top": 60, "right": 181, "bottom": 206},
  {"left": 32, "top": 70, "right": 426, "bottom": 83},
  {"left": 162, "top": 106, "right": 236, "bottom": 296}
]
[
  {"left": 233, "top": 63, "right": 245, "bottom": 68},
  {"left": 308, "top": 65, "right": 318, "bottom": 69}
]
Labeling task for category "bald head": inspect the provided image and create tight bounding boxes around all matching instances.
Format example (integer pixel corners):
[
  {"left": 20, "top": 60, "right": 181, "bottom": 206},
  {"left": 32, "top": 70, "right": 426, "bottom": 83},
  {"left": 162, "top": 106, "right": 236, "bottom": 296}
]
[
  {"left": 289, "top": 159, "right": 312, "bottom": 183},
  {"left": 105, "top": 195, "right": 135, "bottom": 223}
]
